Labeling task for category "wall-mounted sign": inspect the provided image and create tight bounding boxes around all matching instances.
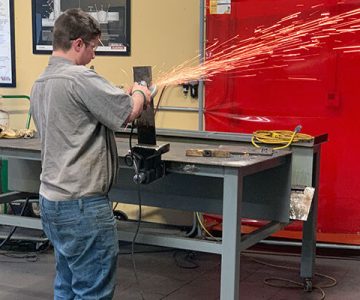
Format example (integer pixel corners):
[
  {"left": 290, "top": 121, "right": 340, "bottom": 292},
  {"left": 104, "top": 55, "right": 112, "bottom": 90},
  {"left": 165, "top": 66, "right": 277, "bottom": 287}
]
[
  {"left": 0, "top": 0, "right": 16, "bottom": 87},
  {"left": 32, "top": 0, "right": 130, "bottom": 56},
  {"left": 209, "top": 0, "right": 231, "bottom": 15}
]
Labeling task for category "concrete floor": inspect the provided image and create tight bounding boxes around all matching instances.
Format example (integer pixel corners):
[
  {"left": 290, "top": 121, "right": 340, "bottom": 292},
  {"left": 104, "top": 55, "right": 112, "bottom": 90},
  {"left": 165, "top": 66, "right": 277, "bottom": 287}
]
[{"left": 0, "top": 239, "right": 359, "bottom": 300}]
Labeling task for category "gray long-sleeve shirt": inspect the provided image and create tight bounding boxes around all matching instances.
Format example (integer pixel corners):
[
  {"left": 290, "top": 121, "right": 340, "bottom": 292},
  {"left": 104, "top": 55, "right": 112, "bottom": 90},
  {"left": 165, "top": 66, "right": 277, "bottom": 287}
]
[{"left": 30, "top": 56, "right": 133, "bottom": 200}]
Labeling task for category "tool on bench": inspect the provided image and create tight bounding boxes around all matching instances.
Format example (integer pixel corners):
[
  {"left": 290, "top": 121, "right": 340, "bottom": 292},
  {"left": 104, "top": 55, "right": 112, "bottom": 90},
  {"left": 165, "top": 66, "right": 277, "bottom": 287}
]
[
  {"left": 186, "top": 146, "right": 273, "bottom": 158},
  {"left": 127, "top": 66, "right": 170, "bottom": 184},
  {"left": 185, "top": 149, "right": 231, "bottom": 158}
]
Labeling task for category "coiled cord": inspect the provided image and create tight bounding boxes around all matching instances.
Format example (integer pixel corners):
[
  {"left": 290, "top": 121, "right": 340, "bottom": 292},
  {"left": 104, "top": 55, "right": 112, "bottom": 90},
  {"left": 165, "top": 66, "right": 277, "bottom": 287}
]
[{"left": 252, "top": 125, "right": 313, "bottom": 150}]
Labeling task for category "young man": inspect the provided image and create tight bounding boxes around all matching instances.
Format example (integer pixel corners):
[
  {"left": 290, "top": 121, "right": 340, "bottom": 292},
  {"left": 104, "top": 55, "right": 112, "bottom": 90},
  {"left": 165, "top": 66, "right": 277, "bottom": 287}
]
[{"left": 30, "top": 8, "right": 151, "bottom": 300}]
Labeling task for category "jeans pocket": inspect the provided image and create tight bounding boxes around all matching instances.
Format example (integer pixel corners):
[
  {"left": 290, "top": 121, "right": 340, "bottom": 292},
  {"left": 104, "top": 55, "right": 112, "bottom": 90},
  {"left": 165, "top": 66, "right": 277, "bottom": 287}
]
[
  {"left": 53, "top": 220, "right": 87, "bottom": 256},
  {"left": 94, "top": 203, "right": 118, "bottom": 253},
  {"left": 95, "top": 203, "right": 116, "bottom": 227}
]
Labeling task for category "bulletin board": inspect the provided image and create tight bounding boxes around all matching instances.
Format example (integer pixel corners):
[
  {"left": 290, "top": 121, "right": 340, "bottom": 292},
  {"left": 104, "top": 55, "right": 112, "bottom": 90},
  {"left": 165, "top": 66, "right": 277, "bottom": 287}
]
[
  {"left": 32, "top": 0, "right": 131, "bottom": 56},
  {"left": 0, "top": 0, "right": 16, "bottom": 87}
]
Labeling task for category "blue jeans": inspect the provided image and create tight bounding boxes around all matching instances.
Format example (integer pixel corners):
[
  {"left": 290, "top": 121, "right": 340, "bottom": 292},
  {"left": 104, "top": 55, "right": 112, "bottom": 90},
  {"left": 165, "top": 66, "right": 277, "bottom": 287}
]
[{"left": 39, "top": 195, "right": 119, "bottom": 300}]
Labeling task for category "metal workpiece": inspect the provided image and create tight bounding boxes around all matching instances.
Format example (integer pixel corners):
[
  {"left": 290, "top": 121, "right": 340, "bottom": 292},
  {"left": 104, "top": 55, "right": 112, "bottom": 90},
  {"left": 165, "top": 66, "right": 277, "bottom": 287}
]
[
  {"left": 130, "top": 66, "right": 170, "bottom": 184},
  {"left": 0, "top": 130, "right": 326, "bottom": 300},
  {"left": 133, "top": 66, "right": 156, "bottom": 146}
]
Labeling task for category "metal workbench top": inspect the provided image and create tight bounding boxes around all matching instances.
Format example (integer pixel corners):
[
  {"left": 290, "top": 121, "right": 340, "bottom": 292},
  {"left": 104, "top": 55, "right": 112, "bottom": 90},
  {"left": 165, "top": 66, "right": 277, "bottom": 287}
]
[{"left": 0, "top": 134, "right": 291, "bottom": 169}]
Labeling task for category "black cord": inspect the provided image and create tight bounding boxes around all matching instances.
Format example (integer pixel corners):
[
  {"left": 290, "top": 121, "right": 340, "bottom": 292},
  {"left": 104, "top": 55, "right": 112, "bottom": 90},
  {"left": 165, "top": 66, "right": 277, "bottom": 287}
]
[
  {"left": 127, "top": 126, "right": 145, "bottom": 300},
  {"left": 0, "top": 197, "right": 30, "bottom": 249},
  {"left": 112, "top": 202, "right": 119, "bottom": 212},
  {"left": 173, "top": 250, "right": 199, "bottom": 269},
  {"left": 119, "top": 247, "right": 173, "bottom": 256},
  {"left": 129, "top": 120, "right": 135, "bottom": 150},
  {"left": 132, "top": 172, "right": 145, "bottom": 300}
]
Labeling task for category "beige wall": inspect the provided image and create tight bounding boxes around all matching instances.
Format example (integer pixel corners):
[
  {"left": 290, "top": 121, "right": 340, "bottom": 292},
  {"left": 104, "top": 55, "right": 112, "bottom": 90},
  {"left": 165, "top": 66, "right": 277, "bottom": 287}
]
[
  {"left": 0, "top": 0, "right": 201, "bottom": 130},
  {"left": 0, "top": 0, "right": 202, "bottom": 224}
]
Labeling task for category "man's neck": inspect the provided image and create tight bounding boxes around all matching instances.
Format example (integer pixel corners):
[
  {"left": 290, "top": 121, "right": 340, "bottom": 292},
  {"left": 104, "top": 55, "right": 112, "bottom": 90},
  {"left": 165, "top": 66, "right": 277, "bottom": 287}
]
[{"left": 52, "top": 50, "right": 77, "bottom": 64}]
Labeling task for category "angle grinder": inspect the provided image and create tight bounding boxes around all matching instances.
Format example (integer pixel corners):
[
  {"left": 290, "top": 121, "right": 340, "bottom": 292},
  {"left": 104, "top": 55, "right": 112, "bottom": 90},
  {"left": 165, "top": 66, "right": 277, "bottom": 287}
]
[{"left": 139, "top": 80, "right": 157, "bottom": 98}]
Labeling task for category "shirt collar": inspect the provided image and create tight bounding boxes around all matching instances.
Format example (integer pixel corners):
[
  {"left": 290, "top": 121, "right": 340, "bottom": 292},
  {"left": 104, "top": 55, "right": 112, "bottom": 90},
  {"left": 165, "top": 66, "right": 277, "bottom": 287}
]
[{"left": 49, "top": 56, "right": 75, "bottom": 66}]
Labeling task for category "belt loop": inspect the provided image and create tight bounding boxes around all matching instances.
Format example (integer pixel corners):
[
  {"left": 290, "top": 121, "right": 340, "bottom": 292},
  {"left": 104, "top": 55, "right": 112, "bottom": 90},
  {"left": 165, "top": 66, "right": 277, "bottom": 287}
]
[
  {"left": 55, "top": 201, "right": 59, "bottom": 213},
  {"left": 79, "top": 198, "right": 84, "bottom": 212}
]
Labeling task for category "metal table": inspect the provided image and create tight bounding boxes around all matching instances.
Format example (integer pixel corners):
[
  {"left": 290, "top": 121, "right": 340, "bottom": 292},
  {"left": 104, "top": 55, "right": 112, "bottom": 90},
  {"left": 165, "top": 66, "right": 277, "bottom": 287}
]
[{"left": 0, "top": 129, "right": 327, "bottom": 299}]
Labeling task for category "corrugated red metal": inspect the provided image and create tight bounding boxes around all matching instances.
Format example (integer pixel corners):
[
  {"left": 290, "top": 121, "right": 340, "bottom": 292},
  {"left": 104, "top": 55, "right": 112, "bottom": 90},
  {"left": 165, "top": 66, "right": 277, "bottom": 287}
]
[{"left": 205, "top": 0, "right": 360, "bottom": 236}]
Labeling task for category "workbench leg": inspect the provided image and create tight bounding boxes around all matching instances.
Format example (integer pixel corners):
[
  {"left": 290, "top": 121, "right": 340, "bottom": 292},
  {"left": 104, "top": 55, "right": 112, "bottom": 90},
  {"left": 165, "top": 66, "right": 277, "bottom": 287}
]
[
  {"left": 301, "top": 150, "right": 320, "bottom": 286},
  {"left": 220, "top": 168, "right": 242, "bottom": 300}
]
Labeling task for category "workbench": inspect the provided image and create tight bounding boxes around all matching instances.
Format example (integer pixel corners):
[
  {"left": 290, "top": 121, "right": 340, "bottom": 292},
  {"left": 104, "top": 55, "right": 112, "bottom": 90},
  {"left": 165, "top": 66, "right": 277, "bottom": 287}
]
[{"left": 0, "top": 129, "right": 327, "bottom": 299}]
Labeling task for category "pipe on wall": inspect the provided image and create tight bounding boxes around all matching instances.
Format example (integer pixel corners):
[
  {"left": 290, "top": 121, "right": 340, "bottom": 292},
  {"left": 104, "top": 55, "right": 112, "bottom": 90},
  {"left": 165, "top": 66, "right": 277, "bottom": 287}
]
[
  {"left": 157, "top": 106, "right": 199, "bottom": 112},
  {"left": 198, "top": 0, "right": 205, "bottom": 131}
]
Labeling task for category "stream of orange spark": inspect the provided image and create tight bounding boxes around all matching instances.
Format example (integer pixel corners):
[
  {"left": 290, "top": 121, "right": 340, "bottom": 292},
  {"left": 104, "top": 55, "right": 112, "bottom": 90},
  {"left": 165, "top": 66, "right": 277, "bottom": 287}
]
[{"left": 154, "top": 8, "right": 360, "bottom": 87}]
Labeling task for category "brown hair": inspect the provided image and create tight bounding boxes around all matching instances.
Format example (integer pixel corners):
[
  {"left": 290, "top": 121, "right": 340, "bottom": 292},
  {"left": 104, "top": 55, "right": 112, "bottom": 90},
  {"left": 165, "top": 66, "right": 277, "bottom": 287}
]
[{"left": 53, "top": 8, "right": 101, "bottom": 51}]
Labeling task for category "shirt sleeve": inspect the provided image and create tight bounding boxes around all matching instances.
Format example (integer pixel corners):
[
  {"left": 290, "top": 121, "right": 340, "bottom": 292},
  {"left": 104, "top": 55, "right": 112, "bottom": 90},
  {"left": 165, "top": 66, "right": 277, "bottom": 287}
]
[{"left": 72, "top": 68, "right": 133, "bottom": 131}]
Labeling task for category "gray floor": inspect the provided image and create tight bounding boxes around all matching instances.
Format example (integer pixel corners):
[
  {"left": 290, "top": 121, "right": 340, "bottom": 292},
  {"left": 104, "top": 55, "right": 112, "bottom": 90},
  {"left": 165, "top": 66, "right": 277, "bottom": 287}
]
[{"left": 0, "top": 239, "right": 359, "bottom": 300}]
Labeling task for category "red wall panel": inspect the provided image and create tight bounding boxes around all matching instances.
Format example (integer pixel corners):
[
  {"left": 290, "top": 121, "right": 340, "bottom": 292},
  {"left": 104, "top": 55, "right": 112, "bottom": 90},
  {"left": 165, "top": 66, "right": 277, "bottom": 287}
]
[{"left": 205, "top": 0, "right": 360, "bottom": 236}]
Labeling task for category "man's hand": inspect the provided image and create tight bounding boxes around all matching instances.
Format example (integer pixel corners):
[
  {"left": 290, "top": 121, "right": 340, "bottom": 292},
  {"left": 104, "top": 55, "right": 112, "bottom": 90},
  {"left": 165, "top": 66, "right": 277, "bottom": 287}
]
[
  {"left": 126, "top": 82, "right": 152, "bottom": 122},
  {"left": 132, "top": 82, "right": 151, "bottom": 108}
]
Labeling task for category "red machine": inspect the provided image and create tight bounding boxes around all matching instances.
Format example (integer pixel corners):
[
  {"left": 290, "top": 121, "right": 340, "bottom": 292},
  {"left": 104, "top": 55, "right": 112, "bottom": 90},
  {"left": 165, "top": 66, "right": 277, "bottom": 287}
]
[{"left": 204, "top": 0, "right": 360, "bottom": 244}]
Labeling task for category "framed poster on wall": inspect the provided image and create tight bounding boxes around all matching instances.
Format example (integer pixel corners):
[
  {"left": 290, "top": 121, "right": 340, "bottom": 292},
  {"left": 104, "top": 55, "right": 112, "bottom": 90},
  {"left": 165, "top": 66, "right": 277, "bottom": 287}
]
[
  {"left": 0, "top": 0, "right": 16, "bottom": 87},
  {"left": 32, "top": 0, "right": 130, "bottom": 56}
]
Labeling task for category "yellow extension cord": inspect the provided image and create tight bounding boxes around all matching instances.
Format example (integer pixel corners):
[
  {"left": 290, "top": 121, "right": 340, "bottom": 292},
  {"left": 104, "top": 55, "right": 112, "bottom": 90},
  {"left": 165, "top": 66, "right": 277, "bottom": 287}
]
[{"left": 251, "top": 126, "right": 314, "bottom": 150}]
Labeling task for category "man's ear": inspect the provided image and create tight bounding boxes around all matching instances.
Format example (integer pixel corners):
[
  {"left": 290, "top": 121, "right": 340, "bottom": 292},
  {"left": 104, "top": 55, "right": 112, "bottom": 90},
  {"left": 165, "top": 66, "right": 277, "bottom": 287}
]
[{"left": 72, "top": 38, "right": 83, "bottom": 53}]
